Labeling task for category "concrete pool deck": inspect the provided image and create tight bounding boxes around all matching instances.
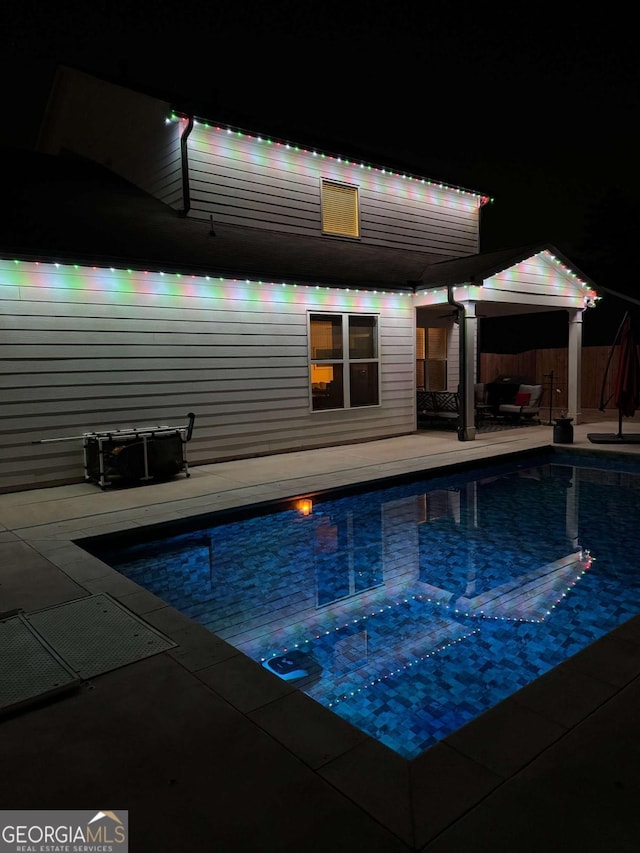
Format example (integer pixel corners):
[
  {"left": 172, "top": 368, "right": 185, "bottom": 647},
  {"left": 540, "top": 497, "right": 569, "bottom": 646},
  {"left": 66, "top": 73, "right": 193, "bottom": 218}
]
[{"left": 3, "top": 416, "right": 640, "bottom": 851}]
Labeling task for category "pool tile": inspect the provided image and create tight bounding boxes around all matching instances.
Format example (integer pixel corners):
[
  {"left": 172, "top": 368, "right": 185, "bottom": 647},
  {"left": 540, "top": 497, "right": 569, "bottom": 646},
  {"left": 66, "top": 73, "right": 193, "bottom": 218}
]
[
  {"left": 0, "top": 540, "right": 87, "bottom": 611},
  {"left": 318, "top": 737, "right": 413, "bottom": 846},
  {"left": 0, "top": 530, "right": 19, "bottom": 542},
  {"left": 443, "top": 698, "right": 566, "bottom": 778},
  {"left": 81, "top": 572, "right": 145, "bottom": 597},
  {"left": 564, "top": 634, "right": 640, "bottom": 688},
  {"left": 53, "top": 553, "right": 116, "bottom": 583},
  {"left": 510, "top": 660, "right": 618, "bottom": 727},
  {"left": 248, "top": 689, "right": 368, "bottom": 770},
  {"left": 409, "top": 742, "right": 502, "bottom": 848},
  {"left": 117, "top": 588, "right": 172, "bottom": 615},
  {"left": 606, "top": 614, "right": 640, "bottom": 645},
  {"left": 195, "top": 652, "right": 296, "bottom": 712},
  {"left": 427, "top": 679, "right": 640, "bottom": 851},
  {"left": 141, "top": 602, "right": 209, "bottom": 634},
  {"left": 167, "top": 625, "right": 239, "bottom": 672}
]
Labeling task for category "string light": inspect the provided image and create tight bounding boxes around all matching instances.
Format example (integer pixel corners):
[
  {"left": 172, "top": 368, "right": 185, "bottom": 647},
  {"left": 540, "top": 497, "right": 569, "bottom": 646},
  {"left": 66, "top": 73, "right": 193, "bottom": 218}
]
[
  {"left": 257, "top": 558, "right": 590, "bottom": 711},
  {"left": 259, "top": 559, "right": 590, "bottom": 668},
  {"left": 327, "top": 629, "right": 482, "bottom": 709},
  {"left": 1, "top": 258, "right": 413, "bottom": 302},
  {"left": 168, "top": 111, "right": 493, "bottom": 203}
]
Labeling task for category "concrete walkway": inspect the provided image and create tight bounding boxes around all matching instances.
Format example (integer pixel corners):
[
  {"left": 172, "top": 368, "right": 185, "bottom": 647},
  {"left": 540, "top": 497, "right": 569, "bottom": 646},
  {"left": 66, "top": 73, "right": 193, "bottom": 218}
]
[{"left": 3, "top": 418, "right": 640, "bottom": 851}]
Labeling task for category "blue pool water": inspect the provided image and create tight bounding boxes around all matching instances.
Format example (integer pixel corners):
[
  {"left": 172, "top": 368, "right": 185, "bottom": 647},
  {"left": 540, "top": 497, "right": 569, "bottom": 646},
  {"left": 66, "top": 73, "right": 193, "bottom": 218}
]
[{"left": 82, "top": 451, "right": 640, "bottom": 759}]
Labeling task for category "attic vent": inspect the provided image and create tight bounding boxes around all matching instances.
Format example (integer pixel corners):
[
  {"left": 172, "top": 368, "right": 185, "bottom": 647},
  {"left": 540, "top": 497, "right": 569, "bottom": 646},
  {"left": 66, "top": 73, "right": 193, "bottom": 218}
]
[{"left": 321, "top": 180, "right": 359, "bottom": 238}]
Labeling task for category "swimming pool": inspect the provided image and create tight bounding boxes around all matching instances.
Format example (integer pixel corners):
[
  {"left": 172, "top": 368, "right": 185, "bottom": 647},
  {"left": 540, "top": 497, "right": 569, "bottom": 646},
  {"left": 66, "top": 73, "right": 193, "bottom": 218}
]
[{"left": 81, "top": 450, "right": 640, "bottom": 759}]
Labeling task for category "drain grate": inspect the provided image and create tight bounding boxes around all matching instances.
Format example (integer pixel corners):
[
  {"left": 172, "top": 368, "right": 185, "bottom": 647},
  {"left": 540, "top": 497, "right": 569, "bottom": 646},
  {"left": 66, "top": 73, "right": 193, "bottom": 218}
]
[
  {"left": 0, "top": 615, "right": 81, "bottom": 713},
  {"left": 26, "top": 593, "right": 177, "bottom": 678}
]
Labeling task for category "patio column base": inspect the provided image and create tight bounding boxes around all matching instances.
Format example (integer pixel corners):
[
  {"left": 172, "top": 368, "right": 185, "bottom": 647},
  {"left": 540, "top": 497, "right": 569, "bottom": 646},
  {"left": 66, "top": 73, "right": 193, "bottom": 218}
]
[{"left": 458, "top": 425, "right": 477, "bottom": 441}]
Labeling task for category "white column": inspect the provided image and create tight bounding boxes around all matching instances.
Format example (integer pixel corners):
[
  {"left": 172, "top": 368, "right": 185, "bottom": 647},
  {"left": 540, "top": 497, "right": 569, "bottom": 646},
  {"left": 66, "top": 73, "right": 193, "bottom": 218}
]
[{"left": 567, "top": 308, "right": 584, "bottom": 424}]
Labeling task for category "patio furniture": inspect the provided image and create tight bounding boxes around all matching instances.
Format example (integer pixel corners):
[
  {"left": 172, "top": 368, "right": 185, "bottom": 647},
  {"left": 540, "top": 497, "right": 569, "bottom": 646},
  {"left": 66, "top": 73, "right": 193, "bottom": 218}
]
[
  {"left": 485, "top": 376, "right": 531, "bottom": 412},
  {"left": 417, "top": 391, "right": 460, "bottom": 429},
  {"left": 498, "top": 384, "right": 543, "bottom": 421}
]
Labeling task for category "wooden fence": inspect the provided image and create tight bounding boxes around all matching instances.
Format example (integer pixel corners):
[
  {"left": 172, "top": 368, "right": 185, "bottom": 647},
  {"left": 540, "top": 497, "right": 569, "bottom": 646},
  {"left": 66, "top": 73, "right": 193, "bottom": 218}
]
[{"left": 479, "top": 345, "right": 631, "bottom": 413}]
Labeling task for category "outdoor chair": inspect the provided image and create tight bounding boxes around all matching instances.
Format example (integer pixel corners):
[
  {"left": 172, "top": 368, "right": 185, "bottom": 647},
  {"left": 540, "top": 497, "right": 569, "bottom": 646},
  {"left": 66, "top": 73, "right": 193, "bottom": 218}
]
[{"left": 498, "top": 383, "right": 543, "bottom": 421}]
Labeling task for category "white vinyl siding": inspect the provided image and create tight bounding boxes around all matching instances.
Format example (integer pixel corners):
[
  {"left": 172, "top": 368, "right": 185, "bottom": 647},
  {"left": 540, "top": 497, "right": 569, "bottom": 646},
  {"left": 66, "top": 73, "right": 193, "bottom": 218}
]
[
  {"left": 0, "top": 261, "right": 415, "bottom": 492},
  {"left": 37, "top": 68, "right": 481, "bottom": 256},
  {"left": 187, "top": 125, "right": 480, "bottom": 257}
]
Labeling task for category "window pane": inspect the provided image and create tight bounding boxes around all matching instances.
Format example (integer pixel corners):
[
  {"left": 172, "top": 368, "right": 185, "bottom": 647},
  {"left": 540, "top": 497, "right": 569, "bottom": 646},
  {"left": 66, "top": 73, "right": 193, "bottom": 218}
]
[
  {"left": 311, "top": 363, "right": 344, "bottom": 410},
  {"left": 350, "top": 363, "right": 378, "bottom": 407},
  {"left": 311, "top": 314, "right": 343, "bottom": 359},
  {"left": 427, "top": 360, "right": 446, "bottom": 391},
  {"left": 427, "top": 327, "right": 447, "bottom": 359},
  {"left": 349, "top": 315, "right": 376, "bottom": 359}
]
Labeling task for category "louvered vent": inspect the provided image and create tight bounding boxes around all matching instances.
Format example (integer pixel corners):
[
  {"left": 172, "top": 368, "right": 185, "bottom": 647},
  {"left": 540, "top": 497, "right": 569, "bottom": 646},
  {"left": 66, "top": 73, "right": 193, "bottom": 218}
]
[{"left": 321, "top": 181, "right": 359, "bottom": 237}]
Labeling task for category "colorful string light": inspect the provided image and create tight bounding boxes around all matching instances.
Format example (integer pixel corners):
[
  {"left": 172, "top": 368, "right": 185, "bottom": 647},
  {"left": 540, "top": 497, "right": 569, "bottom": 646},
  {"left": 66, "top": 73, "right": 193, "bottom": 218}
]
[{"left": 168, "top": 111, "right": 493, "bottom": 205}]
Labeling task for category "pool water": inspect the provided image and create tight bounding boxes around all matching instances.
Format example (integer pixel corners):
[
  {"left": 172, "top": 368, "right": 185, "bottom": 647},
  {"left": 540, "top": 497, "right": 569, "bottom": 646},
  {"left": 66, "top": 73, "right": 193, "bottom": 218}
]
[{"left": 82, "top": 451, "right": 640, "bottom": 759}]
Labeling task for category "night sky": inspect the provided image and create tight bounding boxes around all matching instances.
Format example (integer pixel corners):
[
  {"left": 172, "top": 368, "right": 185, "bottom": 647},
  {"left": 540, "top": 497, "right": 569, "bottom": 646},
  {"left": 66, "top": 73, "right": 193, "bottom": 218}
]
[{"left": 2, "top": 2, "right": 639, "bottom": 347}]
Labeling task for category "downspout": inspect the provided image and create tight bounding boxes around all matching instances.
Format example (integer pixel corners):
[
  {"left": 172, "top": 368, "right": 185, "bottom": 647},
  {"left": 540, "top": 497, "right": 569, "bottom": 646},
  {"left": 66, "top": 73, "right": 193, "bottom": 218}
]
[
  {"left": 179, "top": 114, "right": 194, "bottom": 215},
  {"left": 447, "top": 284, "right": 474, "bottom": 441}
]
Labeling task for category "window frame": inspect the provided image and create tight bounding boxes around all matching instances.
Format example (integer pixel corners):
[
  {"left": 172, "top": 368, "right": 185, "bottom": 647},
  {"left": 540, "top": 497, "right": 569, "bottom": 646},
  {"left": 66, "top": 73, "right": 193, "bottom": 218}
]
[
  {"left": 320, "top": 179, "right": 360, "bottom": 239},
  {"left": 308, "top": 311, "right": 380, "bottom": 412}
]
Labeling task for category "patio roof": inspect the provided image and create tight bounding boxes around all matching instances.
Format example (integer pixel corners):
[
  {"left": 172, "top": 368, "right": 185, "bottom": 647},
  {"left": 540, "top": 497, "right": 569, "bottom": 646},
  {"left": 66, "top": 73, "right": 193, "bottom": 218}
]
[{"left": 417, "top": 244, "right": 599, "bottom": 292}]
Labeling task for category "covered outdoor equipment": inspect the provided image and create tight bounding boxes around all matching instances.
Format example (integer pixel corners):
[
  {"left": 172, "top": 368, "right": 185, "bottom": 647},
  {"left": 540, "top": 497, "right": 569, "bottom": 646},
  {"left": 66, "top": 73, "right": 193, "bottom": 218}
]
[{"left": 588, "top": 313, "right": 640, "bottom": 444}]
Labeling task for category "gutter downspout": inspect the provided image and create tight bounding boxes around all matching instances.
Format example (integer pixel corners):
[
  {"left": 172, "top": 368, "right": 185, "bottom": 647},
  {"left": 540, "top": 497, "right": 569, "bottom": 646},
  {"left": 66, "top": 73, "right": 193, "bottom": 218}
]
[
  {"left": 447, "top": 284, "right": 476, "bottom": 441},
  {"left": 179, "top": 114, "right": 194, "bottom": 216}
]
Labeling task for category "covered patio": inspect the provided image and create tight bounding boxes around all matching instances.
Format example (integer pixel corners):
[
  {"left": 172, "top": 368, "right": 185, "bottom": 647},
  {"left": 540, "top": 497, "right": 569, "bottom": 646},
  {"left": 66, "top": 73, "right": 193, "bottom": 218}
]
[{"left": 414, "top": 244, "right": 599, "bottom": 439}]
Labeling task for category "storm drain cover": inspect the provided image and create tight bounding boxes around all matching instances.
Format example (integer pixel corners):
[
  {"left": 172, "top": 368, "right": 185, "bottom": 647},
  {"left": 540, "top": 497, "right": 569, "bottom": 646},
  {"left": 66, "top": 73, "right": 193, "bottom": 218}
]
[
  {"left": 26, "top": 593, "right": 177, "bottom": 679},
  {"left": 0, "top": 615, "right": 80, "bottom": 713}
]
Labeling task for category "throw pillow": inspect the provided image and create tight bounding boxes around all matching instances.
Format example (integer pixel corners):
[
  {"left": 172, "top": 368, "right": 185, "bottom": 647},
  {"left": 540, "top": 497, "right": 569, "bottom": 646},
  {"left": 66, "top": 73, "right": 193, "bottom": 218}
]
[{"left": 514, "top": 391, "right": 531, "bottom": 406}]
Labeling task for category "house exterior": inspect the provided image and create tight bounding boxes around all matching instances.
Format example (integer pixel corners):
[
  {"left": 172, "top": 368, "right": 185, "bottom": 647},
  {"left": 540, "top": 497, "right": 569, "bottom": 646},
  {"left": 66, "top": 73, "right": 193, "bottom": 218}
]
[{"left": 0, "top": 67, "right": 598, "bottom": 492}]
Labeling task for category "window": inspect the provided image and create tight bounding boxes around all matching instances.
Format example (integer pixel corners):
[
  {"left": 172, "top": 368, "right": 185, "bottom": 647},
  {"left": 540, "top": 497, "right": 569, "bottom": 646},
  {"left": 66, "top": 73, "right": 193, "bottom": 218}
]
[
  {"left": 427, "top": 328, "right": 447, "bottom": 390},
  {"left": 321, "top": 180, "right": 359, "bottom": 238},
  {"left": 310, "top": 313, "right": 379, "bottom": 410},
  {"left": 416, "top": 327, "right": 447, "bottom": 390},
  {"left": 416, "top": 327, "right": 426, "bottom": 390}
]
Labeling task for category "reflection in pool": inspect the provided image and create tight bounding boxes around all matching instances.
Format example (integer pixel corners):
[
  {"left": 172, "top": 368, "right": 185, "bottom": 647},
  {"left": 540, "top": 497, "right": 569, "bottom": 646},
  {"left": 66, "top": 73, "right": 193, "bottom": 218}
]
[{"left": 81, "top": 452, "right": 640, "bottom": 758}]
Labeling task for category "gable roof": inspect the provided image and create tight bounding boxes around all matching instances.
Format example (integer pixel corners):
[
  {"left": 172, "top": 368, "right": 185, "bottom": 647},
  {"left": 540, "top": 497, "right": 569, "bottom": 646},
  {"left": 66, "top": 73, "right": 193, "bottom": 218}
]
[{"left": 417, "top": 244, "right": 599, "bottom": 291}]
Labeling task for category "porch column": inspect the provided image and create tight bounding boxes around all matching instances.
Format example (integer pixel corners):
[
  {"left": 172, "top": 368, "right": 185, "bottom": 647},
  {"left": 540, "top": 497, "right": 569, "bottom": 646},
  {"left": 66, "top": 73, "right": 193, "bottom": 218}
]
[
  {"left": 458, "top": 302, "right": 477, "bottom": 441},
  {"left": 567, "top": 308, "right": 584, "bottom": 424}
]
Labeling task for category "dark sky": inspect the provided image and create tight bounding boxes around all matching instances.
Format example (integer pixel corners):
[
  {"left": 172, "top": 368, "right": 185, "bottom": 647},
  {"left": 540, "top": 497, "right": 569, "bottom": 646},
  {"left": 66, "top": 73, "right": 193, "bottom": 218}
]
[{"left": 2, "top": 1, "right": 640, "bottom": 343}]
